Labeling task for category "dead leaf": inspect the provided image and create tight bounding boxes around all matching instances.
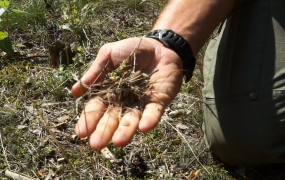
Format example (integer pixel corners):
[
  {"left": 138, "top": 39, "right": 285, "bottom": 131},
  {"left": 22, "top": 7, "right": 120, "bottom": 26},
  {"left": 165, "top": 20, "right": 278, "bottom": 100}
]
[
  {"left": 25, "top": 106, "right": 37, "bottom": 115},
  {"left": 101, "top": 147, "right": 116, "bottom": 160},
  {"left": 195, "top": 169, "right": 202, "bottom": 176},
  {"left": 189, "top": 171, "right": 195, "bottom": 179},
  {"left": 38, "top": 169, "right": 45, "bottom": 178},
  {"left": 43, "top": 135, "right": 49, "bottom": 143},
  {"left": 176, "top": 123, "right": 189, "bottom": 130},
  {"left": 189, "top": 169, "right": 202, "bottom": 179}
]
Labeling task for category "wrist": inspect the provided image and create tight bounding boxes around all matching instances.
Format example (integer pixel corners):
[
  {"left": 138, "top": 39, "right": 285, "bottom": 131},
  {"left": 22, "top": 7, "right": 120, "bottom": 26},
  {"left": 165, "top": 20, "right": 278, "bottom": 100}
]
[{"left": 146, "top": 29, "right": 196, "bottom": 82}]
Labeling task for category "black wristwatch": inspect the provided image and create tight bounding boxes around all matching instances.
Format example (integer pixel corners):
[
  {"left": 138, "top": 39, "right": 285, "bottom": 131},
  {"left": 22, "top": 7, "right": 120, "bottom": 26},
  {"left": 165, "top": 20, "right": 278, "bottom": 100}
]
[{"left": 146, "top": 29, "right": 196, "bottom": 82}]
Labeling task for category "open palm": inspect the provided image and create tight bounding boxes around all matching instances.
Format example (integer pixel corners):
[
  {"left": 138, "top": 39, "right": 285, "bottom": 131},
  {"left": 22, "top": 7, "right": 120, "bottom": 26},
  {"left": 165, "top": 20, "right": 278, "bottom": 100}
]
[{"left": 71, "top": 37, "right": 183, "bottom": 150}]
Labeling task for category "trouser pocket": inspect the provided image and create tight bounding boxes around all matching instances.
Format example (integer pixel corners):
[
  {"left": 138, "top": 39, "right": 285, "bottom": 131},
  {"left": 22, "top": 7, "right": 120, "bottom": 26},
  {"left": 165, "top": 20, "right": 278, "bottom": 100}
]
[{"left": 203, "top": 92, "right": 285, "bottom": 166}]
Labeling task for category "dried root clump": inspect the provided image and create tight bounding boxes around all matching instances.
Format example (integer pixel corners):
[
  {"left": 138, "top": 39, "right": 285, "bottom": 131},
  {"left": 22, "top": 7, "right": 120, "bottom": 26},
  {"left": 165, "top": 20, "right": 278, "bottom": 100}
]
[{"left": 89, "top": 51, "right": 158, "bottom": 114}]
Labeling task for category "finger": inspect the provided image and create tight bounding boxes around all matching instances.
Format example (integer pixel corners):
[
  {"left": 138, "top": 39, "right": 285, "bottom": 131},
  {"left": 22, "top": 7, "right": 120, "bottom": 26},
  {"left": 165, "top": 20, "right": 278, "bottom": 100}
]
[
  {"left": 112, "top": 109, "right": 141, "bottom": 146},
  {"left": 139, "top": 102, "right": 165, "bottom": 133},
  {"left": 72, "top": 44, "right": 113, "bottom": 98},
  {"left": 72, "top": 38, "right": 158, "bottom": 98},
  {"left": 89, "top": 107, "right": 120, "bottom": 150},
  {"left": 75, "top": 97, "right": 107, "bottom": 138}
]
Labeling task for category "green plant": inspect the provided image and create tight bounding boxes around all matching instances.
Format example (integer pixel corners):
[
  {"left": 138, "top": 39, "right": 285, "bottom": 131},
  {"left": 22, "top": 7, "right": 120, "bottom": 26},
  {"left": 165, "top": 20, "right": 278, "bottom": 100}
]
[
  {"left": 0, "top": 0, "right": 12, "bottom": 56},
  {"left": 0, "top": 0, "right": 28, "bottom": 56}
]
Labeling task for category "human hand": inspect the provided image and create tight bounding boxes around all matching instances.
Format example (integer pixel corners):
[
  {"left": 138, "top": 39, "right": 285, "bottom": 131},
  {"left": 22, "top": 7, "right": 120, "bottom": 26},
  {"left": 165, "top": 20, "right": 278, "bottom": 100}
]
[{"left": 71, "top": 37, "right": 183, "bottom": 150}]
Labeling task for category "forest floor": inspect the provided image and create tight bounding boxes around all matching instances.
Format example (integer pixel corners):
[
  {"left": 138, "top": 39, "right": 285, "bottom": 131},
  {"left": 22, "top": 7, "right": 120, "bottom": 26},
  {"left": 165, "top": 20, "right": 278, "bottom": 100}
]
[{"left": 0, "top": 0, "right": 283, "bottom": 179}]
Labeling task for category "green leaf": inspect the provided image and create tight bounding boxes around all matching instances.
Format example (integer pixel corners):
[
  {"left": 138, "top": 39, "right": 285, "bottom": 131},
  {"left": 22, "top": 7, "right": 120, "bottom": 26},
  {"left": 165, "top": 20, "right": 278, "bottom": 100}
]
[
  {"left": 0, "top": 6, "right": 6, "bottom": 16},
  {"left": 0, "top": 0, "right": 9, "bottom": 17},
  {"left": 0, "top": 0, "right": 9, "bottom": 8},
  {"left": 0, "top": 38, "right": 14, "bottom": 57},
  {"left": 0, "top": 31, "right": 8, "bottom": 40},
  {"left": 12, "top": 9, "right": 28, "bottom": 14}
]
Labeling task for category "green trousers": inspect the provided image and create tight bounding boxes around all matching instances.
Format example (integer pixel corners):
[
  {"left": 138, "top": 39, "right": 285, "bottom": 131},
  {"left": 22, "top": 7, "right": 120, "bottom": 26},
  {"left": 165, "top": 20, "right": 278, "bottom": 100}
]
[{"left": 202, "top": 0, "right": 285, "bottom": 166}]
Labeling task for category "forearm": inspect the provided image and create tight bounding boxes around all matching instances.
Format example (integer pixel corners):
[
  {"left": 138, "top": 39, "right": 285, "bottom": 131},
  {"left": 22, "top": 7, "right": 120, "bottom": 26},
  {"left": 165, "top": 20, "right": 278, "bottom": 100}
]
[{"left": 152, "top": 0, "right": 236, "bottom": 56}]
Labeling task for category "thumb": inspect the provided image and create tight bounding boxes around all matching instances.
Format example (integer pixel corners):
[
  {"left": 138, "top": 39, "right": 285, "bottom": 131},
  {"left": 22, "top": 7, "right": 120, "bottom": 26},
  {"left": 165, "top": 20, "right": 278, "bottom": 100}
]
[
  {"left": 72, "top": 37, "right": 158, "bottom": 98},
  {"left": 72, "top": 44, "right": 113, "bottom": 98}
]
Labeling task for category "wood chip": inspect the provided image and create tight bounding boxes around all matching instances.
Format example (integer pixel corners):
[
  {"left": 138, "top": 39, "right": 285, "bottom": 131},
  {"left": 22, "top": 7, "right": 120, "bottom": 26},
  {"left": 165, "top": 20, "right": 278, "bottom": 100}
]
[
  {"left": 17, "top": 125, "right": 28, "bottom": 129},
  {"left": 169, "top": 109, "right": 186, "bottom": 117},
  {"left": 57, "top": 158, "right": 65, "bottom": 163},
  {"left": 101, "top": 147, "right": 116, "bottom": 160}
]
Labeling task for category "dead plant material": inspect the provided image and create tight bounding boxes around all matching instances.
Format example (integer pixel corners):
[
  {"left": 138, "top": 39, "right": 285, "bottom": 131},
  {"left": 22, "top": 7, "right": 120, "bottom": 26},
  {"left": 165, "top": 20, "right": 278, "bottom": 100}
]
[
  {"left": 5, "top": 170, "right": 35, "bottom": 180},
  {"left": 49, "top": 40, "right": 75, "bottom": 68},
  {"left": 88, "top": 45, "right": 158, "bottom": 115}
]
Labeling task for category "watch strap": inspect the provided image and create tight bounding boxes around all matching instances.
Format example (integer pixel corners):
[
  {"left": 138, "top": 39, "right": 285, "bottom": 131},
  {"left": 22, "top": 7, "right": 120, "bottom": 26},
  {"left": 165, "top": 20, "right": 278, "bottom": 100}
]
[{"left": 146, "top": 29, "right": 196, "bottom": 82}]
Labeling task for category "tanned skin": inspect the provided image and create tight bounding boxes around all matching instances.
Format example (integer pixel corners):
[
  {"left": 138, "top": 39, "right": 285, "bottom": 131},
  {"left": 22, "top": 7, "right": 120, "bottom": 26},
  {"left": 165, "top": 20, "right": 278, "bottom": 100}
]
[{"left": 71, "top": 0, "right": 236, "bottom": 151}]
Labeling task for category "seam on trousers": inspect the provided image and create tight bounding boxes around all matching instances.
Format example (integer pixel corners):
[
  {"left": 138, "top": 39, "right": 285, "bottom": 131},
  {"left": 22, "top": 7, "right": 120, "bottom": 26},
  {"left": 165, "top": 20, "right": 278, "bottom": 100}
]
[{"left": 254, "top": 0, "right": 270, "bottom": 91}]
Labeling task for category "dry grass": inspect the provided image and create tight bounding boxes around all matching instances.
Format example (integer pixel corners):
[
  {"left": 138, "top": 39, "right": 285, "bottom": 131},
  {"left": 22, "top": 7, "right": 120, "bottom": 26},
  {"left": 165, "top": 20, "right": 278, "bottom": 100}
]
[{"left": 85, "top": 46, "right": 157, "bottom": 115}]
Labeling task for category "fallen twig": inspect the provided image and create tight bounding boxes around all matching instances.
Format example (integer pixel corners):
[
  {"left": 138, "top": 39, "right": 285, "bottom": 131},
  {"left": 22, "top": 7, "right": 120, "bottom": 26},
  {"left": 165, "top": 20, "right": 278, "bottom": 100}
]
[
  {"left": 162, "top": 117, "right": 211, "bottom": 175},
  {"left": 39, "top": 111, "right": 79, "bottom": 177},
  {"left": 0, "top": 132, "right": 10, "bottom": 170},
  {"left": 5, "top": 170, "right": 36, "bottom": 180}
]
